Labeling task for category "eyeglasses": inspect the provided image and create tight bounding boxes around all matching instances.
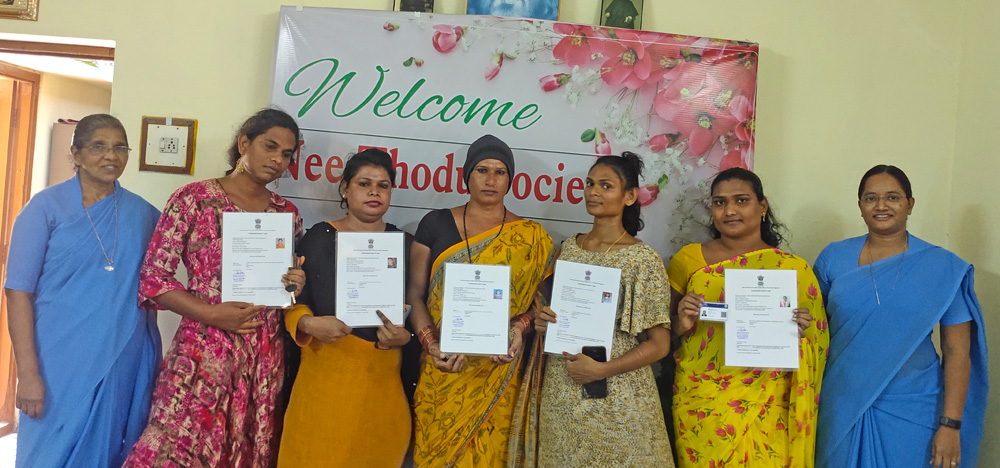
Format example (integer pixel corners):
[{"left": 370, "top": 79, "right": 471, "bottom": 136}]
[
  {"left": 860, "top": 194, "right": 906, "bottom": 206},
  {"left": 84, "top": 143, "right": 132, "bottom": 157}
]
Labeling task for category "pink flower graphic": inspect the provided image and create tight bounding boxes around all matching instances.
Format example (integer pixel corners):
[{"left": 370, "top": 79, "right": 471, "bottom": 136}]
[
  {"left": 742, "top": 376, "right": 754, "bottom": 384},
  {"left": 485, "top": 52, "right": 503, "bottom": 80},
  {"left": 707, "top": 326, "right": 715, "bottom": 339},
  {"left": 726, "top": 424, "right": 735, "bottom": 435},
  {"left": 539, "top": 73, "right": 571, "bottom": 92},
  {"left": 638, "top": 184, "right": 659, "bottom": 206},
  {"left": 648, "top": 133, "right": 679, "bottom": 152},
  {"left": 645, "top": 35, "right": 697, "bottom": 83},
  {"left": 552, "top": 23, "right": 605, "bottom": 68},
  {"left": 383, "top": 22, "right": 399, "bottom": 32},
  {"left": 432, "top": 25, "right": 464, "bottom": 53},
  {"left": 594, "top": 129, "right": 612, "bottom": 154},
  {"left": 719, "top": 147, "right": 749, "bottom": 171},
  {"left": 715, "top": 428, "right": 726, "bottom": 437},
  {"left": 600, "top": 30, "right": 655, "bottom": 89},
  {"left": 808, "top": 284, "right": 818, "bottom": 298},
  {"left": 654, "top": 68, "right": 740, "bottom": 156},
  {"left": 729, "top": 94, "right": 756, "bottom": 143}
]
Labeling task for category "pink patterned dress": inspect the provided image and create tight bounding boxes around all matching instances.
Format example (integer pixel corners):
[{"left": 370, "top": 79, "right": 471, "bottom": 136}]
[{"left": 123, "top": 179, "right": 303, "bottom": 468}]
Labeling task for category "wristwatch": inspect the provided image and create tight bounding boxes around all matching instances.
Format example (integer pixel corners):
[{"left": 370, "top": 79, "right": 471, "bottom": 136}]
[{"left": 939, "top": 416, "right": 962, "bottom": 429}]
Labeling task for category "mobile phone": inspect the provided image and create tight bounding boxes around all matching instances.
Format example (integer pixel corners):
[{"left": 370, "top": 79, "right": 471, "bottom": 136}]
[{"left": 581, "top": 346, "right": 608, "bottom": 399}]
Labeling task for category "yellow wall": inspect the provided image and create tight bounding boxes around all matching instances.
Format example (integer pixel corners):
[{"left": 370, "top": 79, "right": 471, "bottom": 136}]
[
  {"left": 951, "top": 0, "right": 999, "bottom": 465},
  {"left": 2, "top": 0, "right": 995, "bottom": 463}
]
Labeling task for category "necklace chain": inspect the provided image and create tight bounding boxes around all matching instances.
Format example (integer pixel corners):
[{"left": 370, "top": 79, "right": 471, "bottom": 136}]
[
  {"left": 463, "top": 203, "right": 506, "bottom": 264},
  {"left": 84, "top": 190, "right": 118, "bottom": 271},
  {"left": 866, "top": 236, "right": 906, "bottom": 306},
  {"left": 584, "top": 230, "right": 628, "bottom": 253}
]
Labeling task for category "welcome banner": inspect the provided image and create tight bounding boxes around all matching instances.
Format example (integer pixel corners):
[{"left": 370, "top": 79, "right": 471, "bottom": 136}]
[{"left": 270, "top": 6, "right": 758, "bottom": 258}]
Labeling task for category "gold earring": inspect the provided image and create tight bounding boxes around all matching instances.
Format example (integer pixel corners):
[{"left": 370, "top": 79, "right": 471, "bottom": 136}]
[
  {"left": 761, "top": 213, "right": 766, "bottom": 221},
  {"left": 235, "top": 155, "right": 245, "bottom": 174}
]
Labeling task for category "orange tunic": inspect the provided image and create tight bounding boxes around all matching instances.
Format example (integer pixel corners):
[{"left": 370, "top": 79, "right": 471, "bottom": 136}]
[{"left": 278, "top": 306, "right": 411, "bottom": 468}]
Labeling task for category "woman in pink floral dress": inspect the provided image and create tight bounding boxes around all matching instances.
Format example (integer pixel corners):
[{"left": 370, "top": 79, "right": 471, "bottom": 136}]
[{"left": 124, "top": 109, "right": 305, "bottom": 468}]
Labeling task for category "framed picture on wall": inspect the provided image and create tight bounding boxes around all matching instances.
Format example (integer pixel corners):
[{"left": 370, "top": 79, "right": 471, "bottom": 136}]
[
  {"left": 0, "top": 0, "right": 39, "bottom": 21},
  {"left": 396, "top": 0, "right": 434, "bottom": 13},
  {"left": 466, "top": 0, "right": 560, "bottom": 21},
  {"left": 601, "top": 0, "right": 643, "bottom": 30}
]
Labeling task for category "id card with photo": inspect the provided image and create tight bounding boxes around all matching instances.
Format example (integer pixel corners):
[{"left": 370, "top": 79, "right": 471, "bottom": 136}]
[{"left": 699, "top": 302, "right": 729, "bottom": 322}]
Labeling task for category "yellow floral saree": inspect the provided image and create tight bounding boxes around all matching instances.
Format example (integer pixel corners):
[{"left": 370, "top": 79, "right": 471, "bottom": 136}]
[
  {"left": 669, "top": 245, "right": 829, "bottom": 468},
  {"left": 413, "top": 220, "right": 554, "bottom": 468}
]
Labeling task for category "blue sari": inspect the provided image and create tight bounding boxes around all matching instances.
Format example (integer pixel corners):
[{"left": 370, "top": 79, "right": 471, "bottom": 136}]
[
  {"left": 4, "top": 175, "right": 161, "bottom": 468},
  {"left": 813, "top": 234, "right": 988, "bottom": 468}
]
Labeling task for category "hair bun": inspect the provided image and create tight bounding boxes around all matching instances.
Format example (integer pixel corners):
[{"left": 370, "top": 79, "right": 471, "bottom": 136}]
[{"left": 620, "top": 151, "right": 644, "bottom": 178}]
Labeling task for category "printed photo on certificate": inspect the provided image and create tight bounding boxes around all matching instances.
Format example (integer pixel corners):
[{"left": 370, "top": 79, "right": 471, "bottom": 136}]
[
  {"left": 221, "top": 212, "right": 294, "bottom": 307},
  {"left": 543, "top": 260, "right": 622, "bottom": 355},
  {"left": 440, "top": 263, "right": 511, "bottom": 356},
  {"left": 335, "top": 231, "right": 406, "bottom": 327},
  {"left": 723, "top": 269, "right": 800, "bottom": 369}
]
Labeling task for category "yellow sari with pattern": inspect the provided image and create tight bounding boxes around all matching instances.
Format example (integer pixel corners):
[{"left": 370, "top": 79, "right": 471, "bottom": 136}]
[
  {"left": 413, "top": 220, "right": 554, "bottom": 468},
  {"left": 669, "top": 245, "right": 829, "bottom": 468}
]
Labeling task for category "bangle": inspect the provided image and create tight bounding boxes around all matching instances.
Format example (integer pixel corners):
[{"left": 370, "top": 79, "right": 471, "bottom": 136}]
[
  {"left": 939, "top": 416, "right": 962, "bottom": 429},
  {"left": 511, "top": 313, "right": 532, "bottom": 334},
  {"left": 417, "top": 325, "right": 438, "bottom": 352}
]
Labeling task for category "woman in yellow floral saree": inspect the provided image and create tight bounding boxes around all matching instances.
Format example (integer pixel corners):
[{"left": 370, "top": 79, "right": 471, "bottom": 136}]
[
  {"left": 407, "top": 135, "right": 554, "bottom": 468},
  {"left": 669, "top": 168, "right": 828, "bottom": 468}
]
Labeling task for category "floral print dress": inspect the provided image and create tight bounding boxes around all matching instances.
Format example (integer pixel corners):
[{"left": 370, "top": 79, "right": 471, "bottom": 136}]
[
  {"left": 123, "top": 179, "right": 302, "bottom": 468},
  {"left": 669, "top": 245, "right": 828, "bottom": 468},
  {"left": 537, "top": 236, "right": 675, "bottom": 467}
]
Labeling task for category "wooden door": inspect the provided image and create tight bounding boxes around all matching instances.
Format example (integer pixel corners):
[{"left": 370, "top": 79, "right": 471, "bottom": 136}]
[{"left": 0, "top": 61, "right": 39, "bottom": 435}]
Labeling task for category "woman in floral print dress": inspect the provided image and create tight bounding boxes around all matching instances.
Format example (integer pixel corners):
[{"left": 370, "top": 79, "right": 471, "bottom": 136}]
[
  {"left": 669, "top": 167, "right": 828, "bottom": 468},
  {"left": 123, "top": 109, "right": 305, "bottom": 468}
]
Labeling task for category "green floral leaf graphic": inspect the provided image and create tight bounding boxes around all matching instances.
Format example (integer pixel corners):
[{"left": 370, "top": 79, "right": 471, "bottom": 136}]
[
  {"left": 580, "top": 128, "right": 596, "bottom": 142},
  {"left": 403, "top": 57, "right": 414, "bottom": 67},
  {"left": 658, "top": 174, "right": 669, "bottom": 189}
]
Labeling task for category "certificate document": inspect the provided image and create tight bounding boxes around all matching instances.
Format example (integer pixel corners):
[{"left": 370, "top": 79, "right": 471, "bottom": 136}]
[
  {"left": 221, "top": 212, "right": 294, "bottom": 308},
  {"left": 724, "top": 269, "right": 799, "bottom": 369},
  {"left": 543, "top": 260, "right": 622, "bottom": 355},
  {"left": 440, "top": 263, "right": 511, "bottom": 355},
  {"left": 335, "top": 232, "right": 406, "bottom": 327}
]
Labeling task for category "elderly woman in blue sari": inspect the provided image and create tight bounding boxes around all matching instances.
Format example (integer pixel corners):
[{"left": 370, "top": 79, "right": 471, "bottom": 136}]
[
  {"left": 3, "top": 114, "right": 161, "bottom": 467},
  {"left": 814, "top": 165, "right": 988, "bottom": 468}
]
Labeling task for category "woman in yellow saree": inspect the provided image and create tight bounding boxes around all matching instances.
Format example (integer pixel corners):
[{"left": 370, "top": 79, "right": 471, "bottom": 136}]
[
  {"left": 669, "top": 168, "right": 829, "bottom": 468},
  {"left": 407, "top": 135, "right": 554, "bottom": 468}
]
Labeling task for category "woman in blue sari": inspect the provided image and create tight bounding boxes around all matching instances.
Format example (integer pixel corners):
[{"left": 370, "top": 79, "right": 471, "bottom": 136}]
[
  {"left": 3, "top": 114, "right": 161, "bottom": 467},
  {"left": 814, "top": 165, "right": 988, "bottom": 468}
]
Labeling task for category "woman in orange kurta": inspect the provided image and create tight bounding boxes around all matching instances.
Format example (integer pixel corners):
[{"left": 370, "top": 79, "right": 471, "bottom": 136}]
[
  {"left": 277, "top": 149, "right": 414, "bottom": 468},
  {"left": 670, "top": 168, "right": 828, "bottom": 467}
]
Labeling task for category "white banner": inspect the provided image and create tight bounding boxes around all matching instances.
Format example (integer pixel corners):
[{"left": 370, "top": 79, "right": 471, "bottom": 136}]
[{"left": 270, "top": 7, "right": 758, "bottom": 257}]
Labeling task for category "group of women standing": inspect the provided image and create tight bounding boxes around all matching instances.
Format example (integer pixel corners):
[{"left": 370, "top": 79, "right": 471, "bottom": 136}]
[{"left": 2, "top": 109, "right": 987, "bottom": 468}]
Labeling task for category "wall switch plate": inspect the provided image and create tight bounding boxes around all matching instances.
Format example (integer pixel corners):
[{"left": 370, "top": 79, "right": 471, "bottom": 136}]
[{"left": 139, "top": 116, "right": 197, "bottom": 174}]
